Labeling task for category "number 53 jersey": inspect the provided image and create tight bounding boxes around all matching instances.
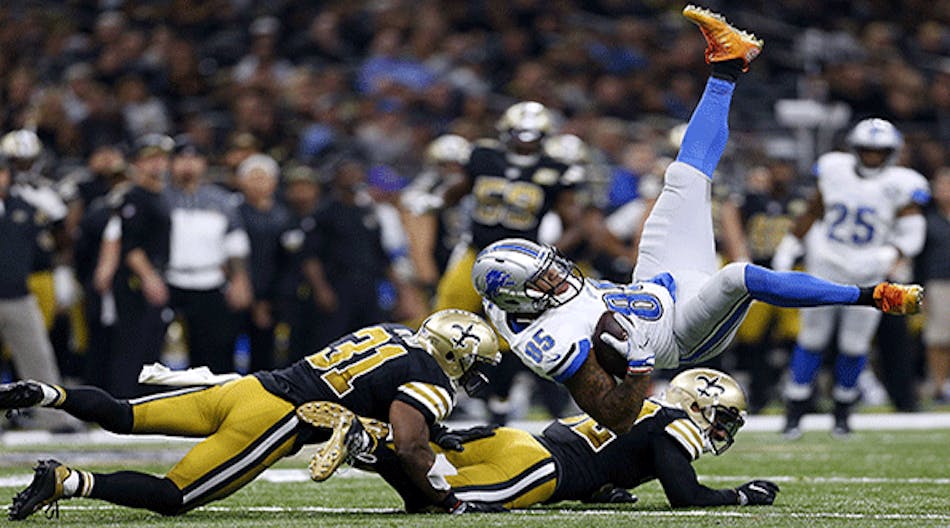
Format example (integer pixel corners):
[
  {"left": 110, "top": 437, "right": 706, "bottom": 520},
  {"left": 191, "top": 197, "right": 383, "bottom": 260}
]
[
  {"left": 807, "top": 152, "right": 930, "bottom": 283},
  {"left": 483, "top": 278, "right": 677, "bottom": 383},
  {"left": 255, "top": 324, "right": 455, "bottom": 425}
]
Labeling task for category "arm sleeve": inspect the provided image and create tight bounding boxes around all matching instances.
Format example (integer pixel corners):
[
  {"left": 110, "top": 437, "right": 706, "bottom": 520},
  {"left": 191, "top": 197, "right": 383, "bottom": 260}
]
[{"left": 653, "top": 434, "right": 739, "bottom": 507}]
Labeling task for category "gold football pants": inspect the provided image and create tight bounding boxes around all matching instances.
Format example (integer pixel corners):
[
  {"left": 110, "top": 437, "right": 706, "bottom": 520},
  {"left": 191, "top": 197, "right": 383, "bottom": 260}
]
[
  {"left": 129, "top": 377, "right": 301, "bottom": 510},
  {"left": 435, "top": 427, "right": 557, "bottom": 508}
]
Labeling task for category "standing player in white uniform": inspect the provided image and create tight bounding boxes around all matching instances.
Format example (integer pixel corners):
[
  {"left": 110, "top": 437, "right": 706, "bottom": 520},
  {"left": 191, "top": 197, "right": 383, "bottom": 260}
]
[
  {"left": 771, "top": 118, "right": 930, "bottom": 438},
  {"left": 471, "top": 6, "right": 924, "bottom": 435}
]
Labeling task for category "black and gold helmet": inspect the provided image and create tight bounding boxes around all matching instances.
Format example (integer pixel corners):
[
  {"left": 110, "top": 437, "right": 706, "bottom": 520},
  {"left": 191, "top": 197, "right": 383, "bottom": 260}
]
[
  {"left": 665, "top": 368, "right": 747, "bottom": 455},
  {"left": 496, "top": 101, "right": 555, "bottom": 155}
]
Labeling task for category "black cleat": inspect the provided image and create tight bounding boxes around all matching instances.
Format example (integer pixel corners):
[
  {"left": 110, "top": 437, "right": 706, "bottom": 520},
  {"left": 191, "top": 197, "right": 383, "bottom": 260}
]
[
  {"left": 8, "top": 460, "right": 70, "bottom": 521},
  {"left": 832, "top": 401, "right": 853, "bottom": 439},
  {"left": 782, "top": 399, "right": 809, "bottom": 440},
  {"left": 0, "top": 381, "right": 45, "bottom": 411}
]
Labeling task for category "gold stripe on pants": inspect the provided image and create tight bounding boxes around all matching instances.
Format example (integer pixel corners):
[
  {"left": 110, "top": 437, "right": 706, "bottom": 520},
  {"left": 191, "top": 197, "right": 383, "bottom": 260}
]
[
  {"left": 131, "top": 376, "right": 300, "bottom": 510},
  {"left": 437, "top": 427, "right": 557, "bottom": 508}
]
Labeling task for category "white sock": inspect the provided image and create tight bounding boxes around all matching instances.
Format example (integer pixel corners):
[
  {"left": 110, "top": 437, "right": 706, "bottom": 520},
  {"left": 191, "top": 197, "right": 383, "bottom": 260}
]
[
  {"left": 36, "top": 382, "right": 64, "bottom": 407},
  {"left": 62, "top": 470, "right": 80, "bottom": 497}
]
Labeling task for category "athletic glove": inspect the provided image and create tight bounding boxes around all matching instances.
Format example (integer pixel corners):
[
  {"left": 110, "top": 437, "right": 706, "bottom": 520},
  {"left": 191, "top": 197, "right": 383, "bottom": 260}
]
[
  {"left": 771, "top": 234, "right": 804, "bottom": 272},
  {"left": 430, "top": 424, "right": 498, "bottom": 452},
  {"left": 599, "top": 312, "right": 655, "bottom": 375},
  {"left": 736, "top": 480, "right": 780, "bottom": 506},
  {"left": 441, "top": 494, "right": 508, "bottom": 514},
  {"left": 583, "top": 484, "right": 639, "bottom": 504}
]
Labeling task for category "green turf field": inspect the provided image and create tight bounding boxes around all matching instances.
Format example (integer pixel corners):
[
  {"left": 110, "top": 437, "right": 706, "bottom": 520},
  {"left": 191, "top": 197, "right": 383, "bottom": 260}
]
[{"left": 1, "top": 429, "right": 948, "bottom": 527}]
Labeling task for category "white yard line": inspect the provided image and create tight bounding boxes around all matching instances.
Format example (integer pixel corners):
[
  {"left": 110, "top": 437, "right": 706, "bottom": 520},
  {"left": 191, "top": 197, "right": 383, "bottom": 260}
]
[
  {"left": 13, "top": 504, "right": 949, "bottom": 521},
  {"left": 3, "top": 469, "right": 949, "bottom": 489}
]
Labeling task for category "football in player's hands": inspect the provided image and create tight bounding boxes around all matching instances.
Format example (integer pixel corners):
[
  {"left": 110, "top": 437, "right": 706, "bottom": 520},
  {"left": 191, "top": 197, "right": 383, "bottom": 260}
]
[{"left": 593, "top": 311, "right": 629, "bottom": 379}]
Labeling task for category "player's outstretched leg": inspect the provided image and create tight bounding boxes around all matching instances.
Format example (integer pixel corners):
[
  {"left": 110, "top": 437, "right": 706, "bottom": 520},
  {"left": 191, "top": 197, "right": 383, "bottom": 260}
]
[
  {"left": 673, "top": 263, "right": 922, "bottom": 366},
  {"left": 0, "top": 380, "right": 134, "bottom": 433},
  {"left": 634, "top": 7, "right": 762, "bottom": 282},
  {"left": 9, "top": 458, "right": 185, "bottom": 520}
]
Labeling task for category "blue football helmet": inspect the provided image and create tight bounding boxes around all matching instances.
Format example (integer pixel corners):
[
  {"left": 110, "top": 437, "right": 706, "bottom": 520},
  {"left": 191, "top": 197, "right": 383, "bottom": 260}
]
[{"left": 472, "top": 238, "right": 583, "bottom": 315}]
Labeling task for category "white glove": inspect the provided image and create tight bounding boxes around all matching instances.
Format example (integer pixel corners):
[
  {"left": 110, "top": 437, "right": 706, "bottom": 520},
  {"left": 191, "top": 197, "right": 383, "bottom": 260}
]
[
  {"left": 771, "top": 234, "right": 804, "bottom": 272},
  {"left": 599, "top": 313, "right": 655, "bottom": 375},
  {"left": 53, "top": 265, "right": 79, "bottom": 309}
]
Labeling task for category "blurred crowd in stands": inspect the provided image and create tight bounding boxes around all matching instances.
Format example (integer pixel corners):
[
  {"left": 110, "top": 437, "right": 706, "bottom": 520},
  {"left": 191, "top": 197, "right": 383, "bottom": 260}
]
[{"left": 0, "top": 0, "right": 948, "bottom": 430}]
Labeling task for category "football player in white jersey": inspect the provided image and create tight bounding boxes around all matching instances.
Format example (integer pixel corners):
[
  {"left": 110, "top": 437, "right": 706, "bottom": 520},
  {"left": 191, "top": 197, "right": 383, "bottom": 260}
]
[
  {"left": 471, "top": 7, "right": 924, "bottom": 435},
  {"left": 771, "top": 118, "right": 931, "bottom": 438}
]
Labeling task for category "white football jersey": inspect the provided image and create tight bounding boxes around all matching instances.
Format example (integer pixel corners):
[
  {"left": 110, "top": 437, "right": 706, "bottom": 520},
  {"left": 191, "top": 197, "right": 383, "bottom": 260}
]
[
  {"left": 805, "top": 152, "right": 930, "bottom": 283},
  {"left": 484, "top": 278, "right": 678, "bottom": 383}
]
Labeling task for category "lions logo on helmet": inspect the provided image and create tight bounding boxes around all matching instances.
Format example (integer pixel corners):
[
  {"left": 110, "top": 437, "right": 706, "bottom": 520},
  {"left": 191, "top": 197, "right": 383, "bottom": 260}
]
[
  {"left": 664, "top": 368, "right": 747, "bottom": 455},
  {"left": 846, "top": 118, "right": 904, "bottom": 177},
  {"left": 416, "top": 309, "right": 501, "bottom": 396},
  {"left": 497, "top": 102, "right": 556, "bottom": 156},
  {"left": 472, "top": 238, "right": 584, "bottom": 315}
]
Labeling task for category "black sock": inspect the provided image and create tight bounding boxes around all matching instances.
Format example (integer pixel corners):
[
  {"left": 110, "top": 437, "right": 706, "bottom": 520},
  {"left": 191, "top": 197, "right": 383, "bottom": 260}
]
[
  {"left": 711, "top": 59, "right": 745, "bottom": 82},
  {"left": 88, "top": 472, "right": 183, "bottom": 516},
  {"left": 855, "top": 287, "right": 875, "bottom": 307},
  {"left": 59, "top": 386, "right": 133, "bottom": 433}
]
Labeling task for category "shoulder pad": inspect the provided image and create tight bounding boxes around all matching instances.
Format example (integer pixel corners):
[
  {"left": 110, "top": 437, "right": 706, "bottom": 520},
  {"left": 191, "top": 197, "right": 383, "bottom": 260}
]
[
  {"left": 815, "top": 152, "right": 854, "bottom": 177},
  {"left": 664, "top": 417, "right": 705, "bottom": 460}
]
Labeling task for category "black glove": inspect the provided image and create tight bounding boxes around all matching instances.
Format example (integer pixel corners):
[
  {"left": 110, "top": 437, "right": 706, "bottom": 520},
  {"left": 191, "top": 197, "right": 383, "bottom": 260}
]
[
  {"left": 583, "top": 484, "right": 639, "bottom": 504},
  {"left": 736, "top": 480, "right": 780, "bottom": 506},
  {"left": 430, "top": 424, "right": 498, "bottom": 452}
]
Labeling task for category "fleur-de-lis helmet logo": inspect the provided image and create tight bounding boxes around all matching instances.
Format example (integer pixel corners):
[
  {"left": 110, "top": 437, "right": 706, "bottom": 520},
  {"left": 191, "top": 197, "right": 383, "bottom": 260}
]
[
  {"left": 451, "top": 323, "right": 482, "bottom": 349},
  {"left": 696, "top": 374, "right": 725, "bottom": 399}
]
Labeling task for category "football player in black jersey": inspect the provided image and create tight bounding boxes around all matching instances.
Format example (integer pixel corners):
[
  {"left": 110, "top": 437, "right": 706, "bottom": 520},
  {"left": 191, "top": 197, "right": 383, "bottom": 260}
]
[
  {"left": 1, "top": 310, "right": 504, "bottom": 520},
  {"left": 430, "top": 101, "right": 585, "bottom": 317},
  {"left": 348, "top": 368, "right": 779, "bottom": 511}
]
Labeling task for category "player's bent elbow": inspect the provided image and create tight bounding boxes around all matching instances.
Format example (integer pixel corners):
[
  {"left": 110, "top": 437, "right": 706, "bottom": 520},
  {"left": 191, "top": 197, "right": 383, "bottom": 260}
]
[{"left": 591, "top": 410, "right": 635, "bottom": 435}]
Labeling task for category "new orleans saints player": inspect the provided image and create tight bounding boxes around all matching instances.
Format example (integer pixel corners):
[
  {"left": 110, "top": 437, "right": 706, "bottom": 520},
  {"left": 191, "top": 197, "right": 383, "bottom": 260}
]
[
  {"left": 1, "top": 309, "right": 503, "bottom": 520},
  {"left": 332, "top": 369, "right": 779, "bottom": 510},
  {"left": 431, "top": 101, "right": 584, "bottom": 316}
]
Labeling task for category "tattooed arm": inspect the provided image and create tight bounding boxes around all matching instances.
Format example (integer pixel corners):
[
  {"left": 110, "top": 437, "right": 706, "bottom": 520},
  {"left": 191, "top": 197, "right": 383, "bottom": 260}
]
[{"left": 564, "top": 354, "right": 650, "bottom": 434}]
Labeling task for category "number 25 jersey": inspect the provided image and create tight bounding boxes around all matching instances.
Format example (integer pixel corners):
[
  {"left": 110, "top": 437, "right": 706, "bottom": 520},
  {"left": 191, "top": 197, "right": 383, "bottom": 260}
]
[
  {"left": 807, "top": 152, "right": 929, "bottom": 282},
  {"left": 255, "top": 324, "right": 455, "bottom": 425}
]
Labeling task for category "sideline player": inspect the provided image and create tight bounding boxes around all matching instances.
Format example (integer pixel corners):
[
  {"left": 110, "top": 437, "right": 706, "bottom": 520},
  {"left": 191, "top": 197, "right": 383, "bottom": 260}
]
[
  {"left": 1, "top": 310, "right": 503, "bottom": 520},
  {"left": 771, "top": 118, "right": 930, "bottom": 437},
  {"left": 471, "top": 6, "right": 923, "bottom": 434}
]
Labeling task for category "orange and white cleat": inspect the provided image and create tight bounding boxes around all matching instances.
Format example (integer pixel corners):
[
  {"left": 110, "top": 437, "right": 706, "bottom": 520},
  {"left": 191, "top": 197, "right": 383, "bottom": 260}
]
[
  {"left": 873, "top": 282, "right": 924, "bottom": 315},
  {"left": 683, "top": 5, "right": 763, "bottom": 71}
]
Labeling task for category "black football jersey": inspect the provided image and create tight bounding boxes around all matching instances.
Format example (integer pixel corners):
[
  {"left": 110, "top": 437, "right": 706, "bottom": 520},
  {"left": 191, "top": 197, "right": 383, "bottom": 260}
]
[
  {"left": 737, "top": 191, "right": 806, "bottom": 266},
  {"left": 466, "top": 145, "right": 579, "bottom": 250},
  {"left": 255, "top": 323, "right": 455, "bottom": 424},
  {"left": 540, "top": 399, "right": 707, "bottom": 502}
]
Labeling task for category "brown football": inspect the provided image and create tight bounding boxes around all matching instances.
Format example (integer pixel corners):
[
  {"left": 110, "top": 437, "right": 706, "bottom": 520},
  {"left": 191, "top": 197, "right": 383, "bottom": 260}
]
[{"left": 592, "top": 311, "right": 629, "bottom": 378}]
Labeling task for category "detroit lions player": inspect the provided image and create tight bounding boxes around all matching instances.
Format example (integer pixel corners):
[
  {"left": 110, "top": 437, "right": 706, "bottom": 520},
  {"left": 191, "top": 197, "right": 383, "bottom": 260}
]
[
  {"left": 471, "top": 6, "right": 923, "bottom": 435},
  {"left": 771, "top": 118, "right": 930, "bottom": 438}
]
